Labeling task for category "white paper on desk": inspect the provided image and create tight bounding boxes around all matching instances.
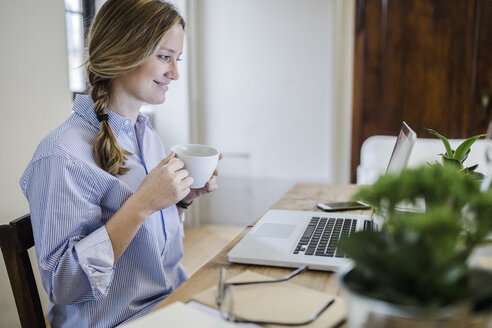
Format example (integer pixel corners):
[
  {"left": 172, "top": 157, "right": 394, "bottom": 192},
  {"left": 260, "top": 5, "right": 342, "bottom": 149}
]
[
  {"left": 187, "top": 301, "right": 261, "bottom": 327},
  {"left": 122, "top": 301, "right": 242, "bottom": 327}
]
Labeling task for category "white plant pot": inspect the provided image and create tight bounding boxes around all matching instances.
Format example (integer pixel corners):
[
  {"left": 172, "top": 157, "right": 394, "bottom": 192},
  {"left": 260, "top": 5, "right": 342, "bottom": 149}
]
[{"left": 338, "top": 267, "right": 492, "bottom": 328}]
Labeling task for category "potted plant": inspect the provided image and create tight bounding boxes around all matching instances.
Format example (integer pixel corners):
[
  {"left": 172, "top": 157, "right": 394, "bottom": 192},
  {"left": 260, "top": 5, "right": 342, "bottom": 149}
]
[
  {"left": 427, "top": 129, "right": 485, "bottom": 176},
  {"left": 338, "top": 164, "right": 492, "bottom": 327}
]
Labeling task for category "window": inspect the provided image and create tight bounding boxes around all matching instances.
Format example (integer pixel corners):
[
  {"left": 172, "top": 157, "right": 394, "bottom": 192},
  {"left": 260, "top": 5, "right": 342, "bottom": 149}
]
[
  {"left": 65, "top": 0, "right": 104, "bottom": 94},
  {"left": 65, "top": 0, "right": 86, "bottom": 93}
]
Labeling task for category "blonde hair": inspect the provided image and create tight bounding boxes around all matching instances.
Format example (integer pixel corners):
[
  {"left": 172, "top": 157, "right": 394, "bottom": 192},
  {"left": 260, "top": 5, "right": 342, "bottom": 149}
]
[{"left": 86, "top": 0, "right": 185, "bottom": 175}]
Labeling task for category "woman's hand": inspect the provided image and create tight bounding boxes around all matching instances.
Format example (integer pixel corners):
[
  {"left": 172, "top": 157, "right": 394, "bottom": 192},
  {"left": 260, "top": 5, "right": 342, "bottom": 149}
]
[
  {"left": 132, "top": 152, "right": 193, "bottom": 216},
  {"left": 106, "top": 153, "right": 192, "bottom": 264},
  {"left": 181, "top": 153, "right": 223, "bottom": 203}
]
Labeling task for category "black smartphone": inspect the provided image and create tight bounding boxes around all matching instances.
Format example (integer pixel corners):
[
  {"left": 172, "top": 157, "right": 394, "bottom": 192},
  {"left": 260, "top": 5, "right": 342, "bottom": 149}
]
[{"left": 317, "top": 201, "right": 371, "bottom": 212}]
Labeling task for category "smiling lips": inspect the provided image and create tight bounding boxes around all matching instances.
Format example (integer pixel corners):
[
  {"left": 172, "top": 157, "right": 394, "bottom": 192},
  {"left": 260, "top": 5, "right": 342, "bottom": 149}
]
[{"left": 154, "top": 80, "right": 169, "bottom": 91}]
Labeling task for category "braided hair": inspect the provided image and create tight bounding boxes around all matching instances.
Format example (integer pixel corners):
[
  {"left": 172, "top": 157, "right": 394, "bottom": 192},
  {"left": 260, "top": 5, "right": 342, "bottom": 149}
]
[{"left": 85, "top": 0, "right": 185, "bottom": 175}]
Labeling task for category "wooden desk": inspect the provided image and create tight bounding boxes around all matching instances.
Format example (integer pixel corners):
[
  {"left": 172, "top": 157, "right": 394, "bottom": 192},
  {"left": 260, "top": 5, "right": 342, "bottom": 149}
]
[{"left": 155, "top": 183, "right": 366, "bottom": 312}]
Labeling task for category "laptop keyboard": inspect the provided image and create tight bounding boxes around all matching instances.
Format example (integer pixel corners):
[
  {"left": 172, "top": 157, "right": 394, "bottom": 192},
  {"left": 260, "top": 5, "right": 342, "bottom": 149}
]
[{"left": 293, "top": 217, "right": 373, "bottom": 257}]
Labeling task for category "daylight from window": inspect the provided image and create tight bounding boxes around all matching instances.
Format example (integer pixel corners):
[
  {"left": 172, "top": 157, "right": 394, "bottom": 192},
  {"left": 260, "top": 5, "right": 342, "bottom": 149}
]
[{"left": 65, "top": 0, "right": 85, "bottom": 92}]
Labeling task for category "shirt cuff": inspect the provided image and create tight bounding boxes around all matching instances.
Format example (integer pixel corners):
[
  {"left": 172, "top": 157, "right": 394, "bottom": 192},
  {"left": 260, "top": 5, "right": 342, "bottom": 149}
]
[{"left": 74, "top": 226, "right": 115, "bottom": 298}]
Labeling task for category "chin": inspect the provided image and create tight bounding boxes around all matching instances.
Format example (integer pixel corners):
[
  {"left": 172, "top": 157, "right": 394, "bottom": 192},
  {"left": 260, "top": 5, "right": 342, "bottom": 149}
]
[{"left": 147, "top": 96, "right": 166, "bottom": 105}]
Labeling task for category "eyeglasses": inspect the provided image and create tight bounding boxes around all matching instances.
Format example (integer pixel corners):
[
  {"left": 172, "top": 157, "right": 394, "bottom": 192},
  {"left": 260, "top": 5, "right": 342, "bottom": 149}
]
[{"left": 215, "top": 266, "right": 335, "bottom": 326}]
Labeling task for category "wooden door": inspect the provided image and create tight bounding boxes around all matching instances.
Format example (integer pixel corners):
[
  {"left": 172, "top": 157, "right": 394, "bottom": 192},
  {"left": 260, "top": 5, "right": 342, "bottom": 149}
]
[
  {"left": 471, "top": 0, "right": 492, "bottom": 135},
  {"left": 351, "top": 0, "right": 492, "bottom": 182}
]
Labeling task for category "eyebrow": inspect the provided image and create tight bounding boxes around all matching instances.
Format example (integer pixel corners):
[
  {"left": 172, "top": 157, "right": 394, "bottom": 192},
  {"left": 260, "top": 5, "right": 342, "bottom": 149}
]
[{"left": 158, "top": 47, "right": 183, "bottom": 56}]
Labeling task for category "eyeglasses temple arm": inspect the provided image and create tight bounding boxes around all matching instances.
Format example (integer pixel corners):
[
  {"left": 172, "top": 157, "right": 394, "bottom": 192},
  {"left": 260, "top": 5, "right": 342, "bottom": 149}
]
[{"left": 228, "top": 265, "right": 308, "bottom": 287}]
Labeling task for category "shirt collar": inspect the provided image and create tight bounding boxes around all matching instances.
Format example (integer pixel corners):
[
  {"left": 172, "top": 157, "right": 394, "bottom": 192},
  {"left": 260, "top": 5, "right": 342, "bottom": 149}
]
[
  {"left": 72, "top": 94, "right": 153, "bottom": 136},
  {"left": 136, "top": 112, "right": 153, "bottom": 130}
]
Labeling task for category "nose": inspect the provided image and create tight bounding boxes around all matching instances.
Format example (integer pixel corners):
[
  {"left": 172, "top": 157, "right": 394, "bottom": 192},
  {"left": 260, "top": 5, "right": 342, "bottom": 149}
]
[{"left": 165, "top": 60, "right": 180, "bottom": 81}]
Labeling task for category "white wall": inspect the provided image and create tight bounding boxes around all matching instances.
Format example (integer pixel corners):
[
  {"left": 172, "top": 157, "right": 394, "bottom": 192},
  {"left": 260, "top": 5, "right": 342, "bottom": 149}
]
[
  {"left": 141, "top": 0, "right": 190, "bottom": 153},
  {"left": 0, "top": 1, "right": 72, "bottom": 327},
  {"left": 195, "top": 0, "right": 337, "bottom": 182},
  {"left": 333, "top": 0, "right": 355, "bottom": 183},
  {"left": 190, "top": 0, "right": 354, "bottom": 225}
]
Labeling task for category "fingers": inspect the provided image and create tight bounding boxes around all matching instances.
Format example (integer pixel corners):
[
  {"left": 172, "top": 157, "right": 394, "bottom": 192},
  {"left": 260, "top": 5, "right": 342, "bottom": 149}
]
[
  {"left": 212, "top": 153, "right": 223, "bottom": 176},
  {"left": 156, "top": 155, "right": 191, "bottom": 188},
  {"left": 206, "top": 176, "right": 218, "bottom": 192},
  {"left": 166, "top": 157, "right": 185, "bottom": 172},
  {"left": 158, "top": 152, "right": 176, "bottom": 167},
  {"left": 176, "top": 169, "right": 188, "bottom": 180},
  {"left": 164, "top": 168, "right": 192, "bottom": 202},
  {"left": 179, "top": 186, "right": 191, "bottom": 200},
  {"left": 182, "top": 176, "right": 194, "bottom": 187},
  {"left": 176, "top": 170, "right": 194, "bottom": 185}
]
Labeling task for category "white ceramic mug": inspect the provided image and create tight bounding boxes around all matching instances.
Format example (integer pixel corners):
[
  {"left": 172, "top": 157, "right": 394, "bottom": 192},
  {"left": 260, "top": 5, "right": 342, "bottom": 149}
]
[{"left": 170, "top": 144, "right": 219, "bottom": 189}]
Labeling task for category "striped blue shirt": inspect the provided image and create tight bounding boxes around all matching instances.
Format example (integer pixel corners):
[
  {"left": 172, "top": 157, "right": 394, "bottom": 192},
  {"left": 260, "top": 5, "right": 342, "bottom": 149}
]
[{"left": 20, "top": 95, "right": 187, "bottom": 327}]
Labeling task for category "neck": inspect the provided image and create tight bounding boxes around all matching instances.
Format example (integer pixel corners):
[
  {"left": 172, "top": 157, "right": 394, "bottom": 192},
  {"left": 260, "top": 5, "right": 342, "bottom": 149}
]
[{"left": 108, "top": 81, "right": 142, "bottom": 123}]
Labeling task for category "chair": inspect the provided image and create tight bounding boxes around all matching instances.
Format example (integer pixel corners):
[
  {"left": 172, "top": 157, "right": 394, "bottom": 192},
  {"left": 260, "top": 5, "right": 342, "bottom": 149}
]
[
  {"left": 0, "top": 214, "right": 46, "bottom": 327},
  {"left": 357, "top": 136, "right": 488, "bottom": 185}
]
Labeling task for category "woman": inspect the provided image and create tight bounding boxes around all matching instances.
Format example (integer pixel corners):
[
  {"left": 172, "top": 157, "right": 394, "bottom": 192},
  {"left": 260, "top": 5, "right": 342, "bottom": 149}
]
[{"left": 20, "top": 0, "right": 217, "bottom": 326}]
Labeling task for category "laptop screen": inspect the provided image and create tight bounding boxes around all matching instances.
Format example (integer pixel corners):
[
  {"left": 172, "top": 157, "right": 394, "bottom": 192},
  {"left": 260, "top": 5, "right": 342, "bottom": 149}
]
[
  {"left": 386, "top": 121, "right": 417, "bottom": 174},
  {"left": 366, "top": 122, "right": 417, "bottom": 223}
]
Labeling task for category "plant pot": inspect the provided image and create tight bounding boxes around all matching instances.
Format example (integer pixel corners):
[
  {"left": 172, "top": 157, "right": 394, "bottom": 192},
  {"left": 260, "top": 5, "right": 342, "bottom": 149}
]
[{"left": 338, "top": 267, "right": 492, "bottom": 328}]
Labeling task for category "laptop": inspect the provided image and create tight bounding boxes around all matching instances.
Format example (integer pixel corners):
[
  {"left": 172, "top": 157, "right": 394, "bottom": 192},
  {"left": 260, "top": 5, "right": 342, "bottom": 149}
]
[{"left": 227, "top": 122, "right": 417, "bottom": 271}]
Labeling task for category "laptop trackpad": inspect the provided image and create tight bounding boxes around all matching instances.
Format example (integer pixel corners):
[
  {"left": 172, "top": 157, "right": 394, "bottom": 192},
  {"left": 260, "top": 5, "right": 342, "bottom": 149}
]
[{"left": 254, "top": 223, "right": 296, "bottom": 239}]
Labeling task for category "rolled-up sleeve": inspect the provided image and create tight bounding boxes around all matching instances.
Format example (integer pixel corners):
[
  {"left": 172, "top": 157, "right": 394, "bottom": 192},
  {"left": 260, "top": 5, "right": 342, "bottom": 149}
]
[
  {"left": 21, "top": 154, "right": 115, "bottom": 304},
  {"left": 74, "top": 226, "right": 115, "bottom": 298}
]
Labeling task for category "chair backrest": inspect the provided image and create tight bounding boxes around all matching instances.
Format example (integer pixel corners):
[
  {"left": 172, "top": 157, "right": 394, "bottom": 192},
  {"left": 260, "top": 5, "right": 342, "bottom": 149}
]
[
  {"left": 0, "top": 214, "right": 46, "bottom": 327},
  {"left": 357, "top": 136, "right": 488, "bottom": 184}
]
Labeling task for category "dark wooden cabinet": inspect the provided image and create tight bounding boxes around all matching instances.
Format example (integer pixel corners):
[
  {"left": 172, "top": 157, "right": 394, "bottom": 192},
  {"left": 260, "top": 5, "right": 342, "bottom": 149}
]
[{"left": 351, "top": 0, "right": 492, "bottom": 182}]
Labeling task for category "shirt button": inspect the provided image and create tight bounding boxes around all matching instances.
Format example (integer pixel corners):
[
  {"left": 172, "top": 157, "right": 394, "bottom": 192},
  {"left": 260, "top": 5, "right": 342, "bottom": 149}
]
[
  {"left": 124, "top": 120, "right": 130, "bottom": 125},
  {"left": 127, "top": 131, "right": 133, "bottom": 137}
]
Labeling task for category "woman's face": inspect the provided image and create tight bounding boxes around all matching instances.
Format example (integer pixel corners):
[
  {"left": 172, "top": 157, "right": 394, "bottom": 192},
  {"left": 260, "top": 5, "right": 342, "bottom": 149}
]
[{"left": 115, "top": 23, "right": 184, "bottom": 107}]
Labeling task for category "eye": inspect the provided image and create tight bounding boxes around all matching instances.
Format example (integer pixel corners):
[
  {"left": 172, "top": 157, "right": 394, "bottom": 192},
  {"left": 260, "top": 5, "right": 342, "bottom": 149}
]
[{"left": 159, "top": 55, "right": 172, "bottom": 62}]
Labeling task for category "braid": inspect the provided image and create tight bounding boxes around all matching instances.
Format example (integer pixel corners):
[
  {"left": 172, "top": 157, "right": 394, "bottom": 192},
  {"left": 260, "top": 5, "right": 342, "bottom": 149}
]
[
  {"left": 84, "top": 0, "right": 185, "bottom": 175},
  {"left": 90, "top": 75, "right": 130, "bottom": 176}
]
